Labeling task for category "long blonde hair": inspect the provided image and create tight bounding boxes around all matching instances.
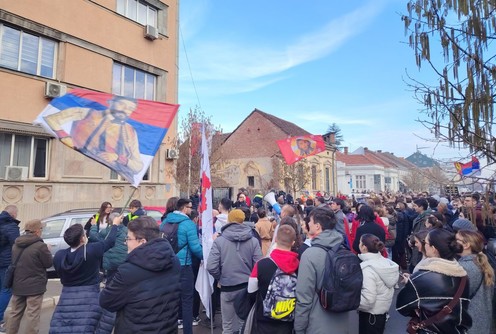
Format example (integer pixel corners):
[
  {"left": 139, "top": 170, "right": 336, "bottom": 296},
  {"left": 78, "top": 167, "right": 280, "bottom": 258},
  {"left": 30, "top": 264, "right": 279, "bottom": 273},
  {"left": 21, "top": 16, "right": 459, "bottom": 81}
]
[{"left": 457, "top": 230, "right": 495, "bottom": 286}]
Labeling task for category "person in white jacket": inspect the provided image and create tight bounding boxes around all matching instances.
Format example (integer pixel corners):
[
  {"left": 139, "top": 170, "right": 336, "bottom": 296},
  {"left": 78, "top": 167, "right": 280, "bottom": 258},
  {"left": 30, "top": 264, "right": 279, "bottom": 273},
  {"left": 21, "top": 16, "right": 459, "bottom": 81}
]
[{"left": 357, "top": 233, "right": 399, "bottom": 334}]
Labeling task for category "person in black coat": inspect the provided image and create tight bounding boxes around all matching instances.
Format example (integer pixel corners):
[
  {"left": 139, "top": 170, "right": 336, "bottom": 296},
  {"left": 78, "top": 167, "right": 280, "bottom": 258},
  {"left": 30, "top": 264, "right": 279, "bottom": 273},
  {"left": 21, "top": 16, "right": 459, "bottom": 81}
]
[
  {"left": 353, "top": 205, "right": 386, "bottom": 254},
  {"left": 100, "top": 216, "right": 181, "bottom": 334},
  {"left": 0, "top": 205, "right": 20, "bottom": 329}
]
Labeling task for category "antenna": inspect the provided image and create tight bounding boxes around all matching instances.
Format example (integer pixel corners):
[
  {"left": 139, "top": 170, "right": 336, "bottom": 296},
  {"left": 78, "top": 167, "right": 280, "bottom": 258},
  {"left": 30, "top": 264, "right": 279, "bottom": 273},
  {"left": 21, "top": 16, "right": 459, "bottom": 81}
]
[{"left": 416, "top": 145, "right": 429, "bottom": 152}]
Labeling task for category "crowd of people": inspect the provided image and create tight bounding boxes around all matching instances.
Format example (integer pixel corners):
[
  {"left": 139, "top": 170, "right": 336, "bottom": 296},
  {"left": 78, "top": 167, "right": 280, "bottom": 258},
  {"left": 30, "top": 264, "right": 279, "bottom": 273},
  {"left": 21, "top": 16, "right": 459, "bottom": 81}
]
[{"left": 0, "top": 188, "right": 494, "bottom": 333}]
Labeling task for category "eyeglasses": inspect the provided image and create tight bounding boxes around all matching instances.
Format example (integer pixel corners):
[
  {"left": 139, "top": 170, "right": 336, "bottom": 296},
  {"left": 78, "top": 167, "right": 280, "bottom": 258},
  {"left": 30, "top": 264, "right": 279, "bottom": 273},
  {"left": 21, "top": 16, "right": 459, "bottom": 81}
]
[{"left": 124, "top": 237, "right": 142, "bottom": 243}]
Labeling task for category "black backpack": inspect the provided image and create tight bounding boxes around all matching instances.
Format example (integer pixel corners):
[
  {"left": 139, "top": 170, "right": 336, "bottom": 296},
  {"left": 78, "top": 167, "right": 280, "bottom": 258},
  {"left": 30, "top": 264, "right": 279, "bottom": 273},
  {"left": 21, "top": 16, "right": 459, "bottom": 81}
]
[
  {"left": 160, "top": 223, "right": 184, "bottom": 254},
  {"left": 313, "top": 243, "right": 363, "bottom": 313}
]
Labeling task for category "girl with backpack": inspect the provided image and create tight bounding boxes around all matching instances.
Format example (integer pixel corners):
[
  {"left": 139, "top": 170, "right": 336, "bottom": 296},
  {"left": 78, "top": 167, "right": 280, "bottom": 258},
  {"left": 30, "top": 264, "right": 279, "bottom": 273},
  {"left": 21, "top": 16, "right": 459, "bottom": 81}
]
[
  {"left": 358, "top": 234, "right": 399, "bottom": 334},
  {"left": 456, "top": 230, "right": 495, "bottom": 334}
]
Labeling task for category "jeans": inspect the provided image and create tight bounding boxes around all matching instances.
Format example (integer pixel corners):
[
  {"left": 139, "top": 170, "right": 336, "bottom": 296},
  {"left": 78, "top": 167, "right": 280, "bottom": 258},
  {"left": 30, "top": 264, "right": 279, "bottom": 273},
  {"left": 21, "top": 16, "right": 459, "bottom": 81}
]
[
  {"left": 358, "top": 311, "right": 387, "bottom": 334},
  {"left": 180, "top": 265, "right": 194, "bottom": 334},
  {"left": 0, "top": 267, "right": 12, "bottom": 322}
]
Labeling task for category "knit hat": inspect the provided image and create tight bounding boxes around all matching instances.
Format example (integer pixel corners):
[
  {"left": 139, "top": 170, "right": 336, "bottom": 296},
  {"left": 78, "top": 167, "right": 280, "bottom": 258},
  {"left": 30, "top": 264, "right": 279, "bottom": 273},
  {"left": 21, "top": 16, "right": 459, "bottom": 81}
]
[
  {"left": 452, "top": 218, "right": 477, "bottom": 232},
  {"left": 228, "top": 209, "right": 245, "bottom": 224},
  {"left": 24, "top": 219, "right": 43, "bottom": 233}
]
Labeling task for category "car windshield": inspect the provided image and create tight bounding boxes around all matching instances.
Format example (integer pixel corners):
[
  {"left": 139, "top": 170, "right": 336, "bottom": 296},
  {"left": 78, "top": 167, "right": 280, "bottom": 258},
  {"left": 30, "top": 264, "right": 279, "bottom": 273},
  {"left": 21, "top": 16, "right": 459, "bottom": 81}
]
[{"left": 42, "top": 219, "right": 66, "bottom": 239}]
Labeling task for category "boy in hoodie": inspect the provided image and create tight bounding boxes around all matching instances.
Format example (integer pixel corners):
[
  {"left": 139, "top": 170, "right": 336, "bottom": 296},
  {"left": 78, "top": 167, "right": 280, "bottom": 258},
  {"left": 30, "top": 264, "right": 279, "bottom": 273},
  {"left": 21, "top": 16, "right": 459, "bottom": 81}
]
[
  {"left": 248, "top": 224, "right": 299, "bottom": 334},
  {"left": 207, "top": 209, "right": 262, "bottom": 334}
]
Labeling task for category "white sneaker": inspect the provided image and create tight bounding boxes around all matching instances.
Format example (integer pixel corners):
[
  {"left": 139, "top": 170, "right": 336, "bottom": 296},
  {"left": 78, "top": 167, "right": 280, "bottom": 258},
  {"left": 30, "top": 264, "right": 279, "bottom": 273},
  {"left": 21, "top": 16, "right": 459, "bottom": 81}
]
[
  {"left": 193, "top": 317, "right": 200, "bottom": 326},
  {"left": 177, "top": 320, "right": 183, "bottom": 329}
]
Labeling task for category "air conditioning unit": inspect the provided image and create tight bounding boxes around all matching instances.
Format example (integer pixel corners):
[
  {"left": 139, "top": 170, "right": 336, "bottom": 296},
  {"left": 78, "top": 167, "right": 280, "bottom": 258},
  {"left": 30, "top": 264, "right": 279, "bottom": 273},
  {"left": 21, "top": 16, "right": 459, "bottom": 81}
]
[
  {"left": 45, "top": 82, "right": 67, "bottom": 98},
  {"left": 166, "top": 149, "right": 179, "bottom": 160},
  {"left": 144, "top": 24, "right": 158, "bottom": 40},
  {"left": 5, "top": 166, "right": 28, "bottom": 181}
]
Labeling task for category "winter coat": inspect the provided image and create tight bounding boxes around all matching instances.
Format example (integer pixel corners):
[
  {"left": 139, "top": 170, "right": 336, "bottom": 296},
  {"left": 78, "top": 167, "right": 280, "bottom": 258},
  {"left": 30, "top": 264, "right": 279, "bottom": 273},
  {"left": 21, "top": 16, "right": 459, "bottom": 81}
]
[
  {"left": 352, "top": 221, "right": 386, "bottom": 254},
  {"left": 458, "top": 254, "right": 494, "bottom": 334},
  {"left": 53, "top": 225, "right": 117, "bottom": 286},
  {"left": 396, "top": 257, "right": 472, "bottom": 334},
  {"left": 89, "top": 224, "right": 128, "bottom": 271},
  {"left": 207, "top": 222, "right": 262, "bottom": 291},
  {"left": 333, "top": 209, "right": 346, "bottom": 238},
  {"left": 0, "top": 210, "right": 20, "bottom": 268},
  {"left": 11, "top": 233, "right": 52, "bottom": 296},
  {"left": 255, "top": 217, "right": 274, "bottom": 256},
  {"left": 99, "top": 238, "right": 181, "bottom": 334},
  {"left": 50, "top": 284, "right": 102, "bottom": 333},
  {"left": 161, "top": 211, "right": 203, "bottom": 266},
  {"left": 215, "top": 213, "right": 228, "bottom": 232},
  {"left": 247, "top": 249, "right": 299, "bottom": 334},
  {"left": 294, "top": 229, "right": 349, "bottom": 334},
  {"left": 357, "top": 252, "right": 399, "bottom": 315}
]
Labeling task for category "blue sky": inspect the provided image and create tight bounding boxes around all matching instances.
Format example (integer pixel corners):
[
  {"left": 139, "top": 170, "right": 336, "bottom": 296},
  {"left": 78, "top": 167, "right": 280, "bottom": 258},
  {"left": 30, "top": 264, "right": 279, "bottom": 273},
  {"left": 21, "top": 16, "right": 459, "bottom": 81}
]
[{"left": 177, "top": 0, "right": 470, "bottom": 162}]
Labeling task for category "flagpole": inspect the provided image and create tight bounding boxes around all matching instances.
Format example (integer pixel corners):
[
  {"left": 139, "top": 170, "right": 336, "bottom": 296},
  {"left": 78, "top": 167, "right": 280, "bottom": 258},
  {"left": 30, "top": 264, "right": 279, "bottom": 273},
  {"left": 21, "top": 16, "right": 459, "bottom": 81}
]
[
  {"left": 121, "top": 187, "right": 138, "bottom": 214},
  {"left": 187, "top": 127, "right": 192, "bottom": 197}
]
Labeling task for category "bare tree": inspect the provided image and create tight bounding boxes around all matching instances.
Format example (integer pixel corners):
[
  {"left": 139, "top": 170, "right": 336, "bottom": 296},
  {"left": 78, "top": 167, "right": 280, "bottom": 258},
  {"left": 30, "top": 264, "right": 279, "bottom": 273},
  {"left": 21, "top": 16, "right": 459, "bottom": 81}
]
[
  {"left": 402, "top": 0, "right": 496, "bottom": 160},
  {"left": 175, "top": 106, "right": 221, "bottom": 194},
  {"left": 272, "top": 155, "right": 312, "bottom": 195}
]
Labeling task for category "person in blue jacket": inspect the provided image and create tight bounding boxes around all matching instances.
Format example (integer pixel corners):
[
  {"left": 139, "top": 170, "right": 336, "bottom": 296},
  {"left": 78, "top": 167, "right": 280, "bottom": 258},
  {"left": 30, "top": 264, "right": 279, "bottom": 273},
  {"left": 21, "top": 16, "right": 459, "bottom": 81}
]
[{"left": 161, "top": 198, "right": 203, "bottom": 334}]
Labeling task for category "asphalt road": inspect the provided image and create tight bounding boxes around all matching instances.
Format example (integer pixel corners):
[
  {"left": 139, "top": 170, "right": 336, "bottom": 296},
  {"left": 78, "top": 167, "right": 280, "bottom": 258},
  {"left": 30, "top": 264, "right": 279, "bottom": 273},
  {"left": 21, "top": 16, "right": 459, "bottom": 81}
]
[{"left": 14, "top": 279, "right": 409, "bottom": 333}]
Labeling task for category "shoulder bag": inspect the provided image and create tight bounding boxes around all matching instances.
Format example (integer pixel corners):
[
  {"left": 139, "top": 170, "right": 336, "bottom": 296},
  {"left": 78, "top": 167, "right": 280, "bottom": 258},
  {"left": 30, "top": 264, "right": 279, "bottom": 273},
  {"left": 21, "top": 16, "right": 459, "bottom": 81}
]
[{"left": 4, "top": 246, "right": 28, "bottom": 289}]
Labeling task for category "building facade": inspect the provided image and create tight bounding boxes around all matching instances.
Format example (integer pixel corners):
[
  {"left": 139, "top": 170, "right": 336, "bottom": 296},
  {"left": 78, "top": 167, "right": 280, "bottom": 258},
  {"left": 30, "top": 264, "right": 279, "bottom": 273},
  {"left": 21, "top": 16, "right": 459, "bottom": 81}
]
[
  {"left": 211, "top": 109, "right": 337, "bottom": 200},
  {"left": 0, "top": 0, "right": 179, "bottom": 222}
]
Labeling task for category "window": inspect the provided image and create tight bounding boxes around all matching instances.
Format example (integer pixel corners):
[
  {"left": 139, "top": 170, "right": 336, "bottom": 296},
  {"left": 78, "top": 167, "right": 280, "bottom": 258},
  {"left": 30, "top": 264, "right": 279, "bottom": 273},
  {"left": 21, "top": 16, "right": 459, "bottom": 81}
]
[
  {"left": 311, "top": 166, "right": 317, "bottom": 190},
  {"left": 355, "top": 175, "right": 366, "bottom": 189},
  {"left": 325, "top": 167, "right": 330, "bottom": 193},
  {"left": 110, "top": 168, "right": 149, "bottom": 181},
  {"left": 0, "top": 24, "right": 57, "bottom": 78},
  {"left": 247, "top": 176, "right": 254, "bottom": 188},
  {"left": 112, "top": 63, "right": 156, "bottom": 100},
  {"left": 117, "top": 0, "right": 158, "bottom": 27},
  {"left": 0, "top": 133, "right": 48, "bottom": 179}
]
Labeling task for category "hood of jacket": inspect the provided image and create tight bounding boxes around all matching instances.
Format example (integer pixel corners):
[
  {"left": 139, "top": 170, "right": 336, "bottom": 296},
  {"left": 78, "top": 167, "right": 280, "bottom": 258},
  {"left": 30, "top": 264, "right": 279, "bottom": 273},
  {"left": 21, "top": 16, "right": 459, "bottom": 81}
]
[
  {"left": 127, "top": 238, "right": 176, "bottom": 272},
  {"left": 133, "top": 208, "right": 146, "bottom": 217},
  {"left": 358, "top": 252, "right": 399, "bottom": 288},
  {"left": 58, "top": 245, "right": 87, "bottom": 274},
  {"left": 311, "top": 229, "right": 343, "bottom": 248},
  {"left": 220, "top": 223, "right": 253, "bottom": 242},
  {"left": 416, "top": 257, "right": 467, "bottom": 277},
  {"left": 0, "top": 211, "right": 20, "bottom": 226},
  {"left": 163, "top": 211, "right": 191, "bottom": 224},
  {"left": 14, "top": 233, "right": 42, "bottom": 248},
  {"left": 270, "top": 248, "right": 299, "bottom": 274}
]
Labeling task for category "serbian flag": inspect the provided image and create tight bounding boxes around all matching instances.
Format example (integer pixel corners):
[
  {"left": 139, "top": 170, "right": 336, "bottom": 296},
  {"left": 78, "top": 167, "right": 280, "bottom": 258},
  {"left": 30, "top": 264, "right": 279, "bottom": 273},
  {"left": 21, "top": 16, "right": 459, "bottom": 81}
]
[
  {"left": 195, "top": 124, "right": 215, "bottom": 318},
  {"left": 277, "top": 134, "right": 326, "bottom": 164},
  {"left": 454, "top": 156, "right": 481, "bottom": 176},
  {"left": 34, "top": 89, "right": 179, "bottom": 187}
]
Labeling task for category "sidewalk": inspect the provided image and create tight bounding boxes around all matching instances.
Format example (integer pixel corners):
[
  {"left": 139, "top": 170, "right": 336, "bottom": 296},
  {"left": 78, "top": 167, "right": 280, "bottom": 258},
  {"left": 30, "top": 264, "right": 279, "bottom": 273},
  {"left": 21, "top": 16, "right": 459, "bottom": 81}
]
[{"left": 7, "top": 278, "right": 408, "bottom": 333}]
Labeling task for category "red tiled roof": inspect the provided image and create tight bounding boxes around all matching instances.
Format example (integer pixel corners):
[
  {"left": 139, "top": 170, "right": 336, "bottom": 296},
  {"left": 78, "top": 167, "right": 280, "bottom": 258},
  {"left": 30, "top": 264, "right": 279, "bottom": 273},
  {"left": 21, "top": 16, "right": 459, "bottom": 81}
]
[
  {"left": 336, "top": 151, "right": 387, "bottom": 166},
  {"left": 254, "top": 109, "right": 310, "bottom": 136}
]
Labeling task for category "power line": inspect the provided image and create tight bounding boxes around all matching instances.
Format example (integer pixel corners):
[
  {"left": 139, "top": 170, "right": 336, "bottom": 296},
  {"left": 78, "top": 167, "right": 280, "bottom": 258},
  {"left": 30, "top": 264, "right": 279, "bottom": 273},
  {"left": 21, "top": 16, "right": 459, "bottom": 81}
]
[{"left": 179, "top": 24, "right": 202, "bottom": 111}]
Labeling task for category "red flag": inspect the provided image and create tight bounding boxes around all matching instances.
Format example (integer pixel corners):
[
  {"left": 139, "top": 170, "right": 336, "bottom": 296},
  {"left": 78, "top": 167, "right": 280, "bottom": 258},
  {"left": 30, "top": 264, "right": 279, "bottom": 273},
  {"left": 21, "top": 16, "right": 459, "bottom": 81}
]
[{"left": 276, "top": 135, "right": 326, "bottom": 164}]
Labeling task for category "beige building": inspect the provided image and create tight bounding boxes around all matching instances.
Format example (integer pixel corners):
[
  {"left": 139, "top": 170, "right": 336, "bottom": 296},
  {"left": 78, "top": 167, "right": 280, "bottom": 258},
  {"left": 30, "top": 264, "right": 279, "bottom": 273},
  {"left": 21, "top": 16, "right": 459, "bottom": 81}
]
[
  {"left": 211, "top": 109, "right": 337, "bottom": 200},
  {"left": 0, "top": 0, "right": 179, "bottom": 222}
]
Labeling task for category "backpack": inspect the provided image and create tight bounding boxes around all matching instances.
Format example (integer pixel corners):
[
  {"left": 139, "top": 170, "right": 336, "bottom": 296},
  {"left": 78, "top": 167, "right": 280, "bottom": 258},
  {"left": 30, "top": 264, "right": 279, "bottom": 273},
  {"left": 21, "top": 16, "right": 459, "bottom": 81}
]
[
  {"left": 385, "top": 215, "right": 397, "bottom": 247},
  {"left": 262, "top": 261, "right": 298, "bottom": 321},
  {"left": 313, "top": 243, "right": 363, "bottom": 313},
  {"left": 160, "top": 223, "right": 184, "bottom": 254}
]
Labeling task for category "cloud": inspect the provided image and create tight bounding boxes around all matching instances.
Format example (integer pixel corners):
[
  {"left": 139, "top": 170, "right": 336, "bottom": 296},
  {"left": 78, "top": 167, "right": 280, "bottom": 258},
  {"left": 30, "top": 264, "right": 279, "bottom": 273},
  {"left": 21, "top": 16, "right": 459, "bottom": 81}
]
[{"left": 180, "top": 1, "right": 386, "bottom": 87}]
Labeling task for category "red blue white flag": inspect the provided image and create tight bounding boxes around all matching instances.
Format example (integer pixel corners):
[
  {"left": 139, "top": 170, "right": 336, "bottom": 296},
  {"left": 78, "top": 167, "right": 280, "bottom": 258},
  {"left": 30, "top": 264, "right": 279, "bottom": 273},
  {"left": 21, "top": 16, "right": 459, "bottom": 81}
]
[
  {"left": 277, "top": 134, "right": 326, "bottom": 164},
  {"left": 34, "top": 89, "right": 179, "bottom": 187},
  {"left": 454, "top": 156, "right": 481, "bottom": 176},
  {"left": 195, "top": 124, "right": 215, "bottom": 318}
]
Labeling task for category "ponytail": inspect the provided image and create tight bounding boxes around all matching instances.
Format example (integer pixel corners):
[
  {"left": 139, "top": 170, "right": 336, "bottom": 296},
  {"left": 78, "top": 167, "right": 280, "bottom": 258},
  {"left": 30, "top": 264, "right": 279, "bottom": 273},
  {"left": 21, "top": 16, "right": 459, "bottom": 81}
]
[{"left": 476, "top": 252, "right": 495, "bottom": 287}]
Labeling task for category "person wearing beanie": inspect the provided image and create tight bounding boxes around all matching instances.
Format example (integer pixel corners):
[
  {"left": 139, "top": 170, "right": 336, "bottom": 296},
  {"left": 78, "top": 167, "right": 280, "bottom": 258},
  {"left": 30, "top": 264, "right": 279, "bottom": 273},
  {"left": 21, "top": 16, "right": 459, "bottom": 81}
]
[
  {"left": 207, "top": 209, "right": 262, "bottom": 333},
  {"left": 6, "top": 219, "right": 52, "bottom": 334},
  {"left": 452, "top": 218, "right": 478, "bottom": 232}
]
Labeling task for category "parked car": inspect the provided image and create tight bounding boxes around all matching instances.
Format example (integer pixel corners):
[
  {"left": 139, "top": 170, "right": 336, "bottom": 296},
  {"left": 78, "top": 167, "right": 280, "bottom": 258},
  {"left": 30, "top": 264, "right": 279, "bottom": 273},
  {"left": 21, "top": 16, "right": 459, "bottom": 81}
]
[{"left": 42, "top": 206, "right": 166, "bottom": 271}]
